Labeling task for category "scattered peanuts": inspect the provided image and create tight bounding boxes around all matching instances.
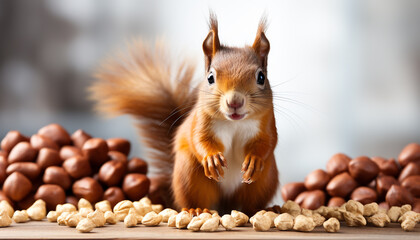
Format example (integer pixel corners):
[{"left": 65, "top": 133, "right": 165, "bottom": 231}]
[
  {"left": 113, "top": 200, "right": 133, "bottom": 221},
  {"left": 200, "top": 217, "right": 220, "bottom": 232},
  {"left": 133, "top": 201, "right": 153, "bottom": 216},
  {"left": 57, "top": 212, "right": 71, "bottom": 226},
  {"left": 0, "top": 200, "right": 14, "bottom": 218},
  {"left": 78, "top": 198, "right": 93, "bottom": 210},
  {"left": 159, "top": 208, "right": 178, "bottom": 223},
  {"left": 187, "top": 216, "right": 205, "bottom": 231},
  {"left": 220, "top": 214, "right": 235, "bottom": 230},
  {"left": 293, "top": 215, "right": 315, "bottom": 232},
  {"left": 323, "top": 217, "right": 340, "bottom": 233},
  {"left": 167, "top": 214, "right": 176, "bottom": 227},
  {"left": 0, "top": 210, "right": 12, "bottom": 227},
  {"left": 252, "top": 213, "right": 271, "bottom": 231},
  {"left": 274, "top": 213, "right": 294, "bottom": 230},
  {"left": 367, "top": 212, "right": 390, "bottom": 227},
  {"left": 363, "top": 202, "right": 379, "bottom": 217},
  {"left": 95, "top": 200, "right": 111, "bottom": 213},
  {"left": 13, "top": 210, "right": 29, "bottom": 223},
  {"left": 231, "top": 210, "right": 248, "bottom": 227},
  {"left": 142, "top": 211, "right": 162, "bottom": 226},
  {"left": 342, "top": 211, "right": 367, "bottom": 227},
  {"left": 78, "top": 207, "right": 93, "bottom": 218},
  {"left": 311, "top": 213, "right": 325, "bottom": 227},
  {"left": 87, "top": 210, "right": 106, "bottom": 227},
  {"left": 345, "top": 200, "right": 364, "bottom": 215},
  {"left": 250, "top": 210, "right": 266, "bottom": 225},
  {"left": 282, "top": 200, "right": 301, "bottom": 217},
  {"left": 124, "top": 211, "right": 138, "bottom": 228},
  {"left": 176, "top": 211, "right": 192, "bottom": 229},
  {"left": 27, "top": 200, "right": 46, "bottom": 221},
  {"left": 56, "top": 203, "right": 77, "bottom": 215},
  {"left": 387, "top": 206, "right": 401, "bottom": 223},
  {"left": 400, "top": 212, "right": 419, "bottom": 232},
  {"left": 47, "top": 211, "right": 58, "bottom": 222},
  {"left": 104, "top": 211, "right": 117, "bottom": 224},
  {"left": 76, "top": 218, "right": 96, "bottom": 233},
  {"left": 65, "top": 212, "right": 81, "bottom": 227},
  {"left": 264, "top": 211, "right": 279, "bottom": 228},
  {"left": 152, "top": 204, "right": 163, "bottom": 214},
  {"left": 400, "top": 205, "right": 412, "bottom": 215}
]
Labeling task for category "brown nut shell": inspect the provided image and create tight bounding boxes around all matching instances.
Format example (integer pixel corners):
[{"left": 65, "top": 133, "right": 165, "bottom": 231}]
[
  {"left": 376, "top": 175, "right": 398, "bottom": 198},
  {"left": 82, "top": 138, "right": 109, "bottom": 169},
  {"left": 72, "top": 177, "right": 104, "bottom": 204},
  {"left": 385, "top": 184, "right": 414, "bottom": 207},
  {"left": 381, "top": 159, "right": 400, "bottom": 177},
  {"left": 122, "top": 173, "right": 150, "bottom": 201},
  {"left": 34, "top": 184, "right": 66, "bottom": 211},
  {"left": 295, "top": 190, "right": 326, "bottom": 210},
  {"left": 36, "top": 148, "right": 61, "bottom": 169},
  {"left": 103, "top": 187, "right": 125, "bottom": 208},
  {"left": 59, "top": 146, "right": 82, "bottom": 160},
  {"left": 38, "top": 123, "right": 71, "bottom": 146},
  {"left": 6, "top": 162, "right": 41, "bottom": 180},
  {"left": 106, "top": 138, "right": 131, "bottom": 156},
  {"left": 2, "top": 172, "right": 32, "bottom": 201},
  {"left": 378, "top": 201, "right": 390, "bottom": 210},
  {"left": 70, "top": 129, "right": 91, "bottom": 149},
  {"left": 326, "top": 172, "right": 358, "bottom": 198},
  {"left": 328, "top": 197, "right": 346, "bottom": 207},
  {"left": 30, "top": 134, "right": 59, "bottom": 150},
  {"left": 62, "top": 156, "right": 92, "bottom": 179},
  {"left": 348, "top": 156, "right": 379, "bottom": 185},
  {"left": 108, "top": 151, "right": 127, "bottom": 162},
  {"left": 398, "top": 143, "right": 420, "bottom": 167},
  {"left": 8, "top": 142, "right": 37, "bottom": 163},
  {"left": 43, "top": 166, "right": 72, "bottom": 190},
  {"left": 326, "top": 153, "right": 351, "bottom": 176},
  {"left": 66, "top": 195, "right": 79, "bottom": 207},
  {"left": 401, "top": 175, "right": 420, "bottom": 198},
  {"left": 398, "top": 162, "right": 420, "bottom": 182},
  {"left": 413, "top": 199, "right": 420, "bottom": 213},
  {"left": 17, "top": 194, "right": 35, "bottom": 210},
  {"left": 127, "top": 157, "right": 148, "bottom": 174},
  {"left": 304, "top": 169, "right": 330, "bottom": 190},
  {"left": 281, "top": 182, "right": 306, "bottom": 202},
  {"left": 1, "top": 131, "right": 28, "bottom": 153},
  {"left": 0, "top": 167, "right": 5, "bottom": 186},
  {"left": 0, "top": 190, "right": 13, "bottom": 206},
  {"left": 350, "top": 186, "right": 377, "bottom": 204},
  {"left": 98, "top": 160, "right": 127, "bottom": 187}
]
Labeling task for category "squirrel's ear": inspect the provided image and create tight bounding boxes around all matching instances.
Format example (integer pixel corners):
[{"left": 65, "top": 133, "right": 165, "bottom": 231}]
[
  {"left": 203, "top": 14, "right": 220, "bottom": 70},
  {"left": 252, "top": 20, "right": 270, "bottom": 68}
]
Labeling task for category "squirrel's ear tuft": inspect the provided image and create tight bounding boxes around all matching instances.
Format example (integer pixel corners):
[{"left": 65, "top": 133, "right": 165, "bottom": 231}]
[
  {"left": 203, "top": 13, "right": 220, "bottom": 70},
  {"left": 252, "top": 17, "right": 270, "bottom": 68}
]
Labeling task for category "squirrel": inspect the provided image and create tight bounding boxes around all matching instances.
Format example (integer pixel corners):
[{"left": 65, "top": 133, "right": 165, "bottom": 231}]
[{"left": 90, "top": 14, "right": 279, "bottom": 215}]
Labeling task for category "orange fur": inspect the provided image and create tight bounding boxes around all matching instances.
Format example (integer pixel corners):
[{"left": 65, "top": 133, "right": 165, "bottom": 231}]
[{"left": 91, "top": 15, "right": 279, "bottom": 215}]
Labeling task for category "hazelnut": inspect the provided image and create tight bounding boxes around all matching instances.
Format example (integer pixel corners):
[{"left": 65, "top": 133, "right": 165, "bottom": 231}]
[
  {"left": 82, "top": 138, "right": 109, "bottom": 169},
  {"left": 386, "top": 185, "right": 414, "bottom": 206},
  {"left": 295, "top": 190, "right": 325, "bottom": 210},
  {"left": 328, "top": 197, "right": 346, "bottom": 207},
  {"left": 66, "top": 196, "right": 79, "bottom": 207},
  {"left": 43, "top": 166, "right": 72, "bottom": 190},
  {"left": 38, "top": 123, "right": 71, "bottom": 146},
  {"left": 398, "top": 143, "right": 420, "bottom": 167},
  {"left": 376, "top": 175, "right": 398, "bottom": 198},
  {"left": 30, "top": 134, "right": 58, "bottom": 150},
  {"left": 398, "top": 162, "right": 420, "bottom": 182},
  {"left": 350, "top": 186, "right": 377, "bottom": 204},
  {"left": 304, "top": 169, "right": 330, "bottom": 190},
  {"left": 106, "top": 138, "right": 131, "bottom": 156},
  {"left": 6, "top": 162, "right": 41, "bottom": 180},
  {"left": 72, "top": 177, "right": 104, "bottom": 204},
  {"left": 326, "top": 172, "right": 358, "bottom": 198},
  {"left": 122, "top": 173, "right": 150, "bottom": 201},
  {"left": 326, "top": 153, "right": 351, "bottom": 176},
  {"left": 127, "top": 157, "right": 148, "bottom": 174},
  {"left": 34, "top": 184, "right": 66, "bottom": 211},
  {"left": 401, "top": 175, "right": 420, "bottom": 198},
  {"left": 2, "top": 172, "right": 32, "bottom": 201},
  {"left": 348, "top": 156, "right": 379, "bottom": 184},
  {"left": 36, "top": 148, "right": 61, "bottom": 169},
  {"left": 59, "top": 146, "right": 82, "bottom": 160},
  {"left": 103, "top": 187, "right": 126, "bottom": 208},
  {"left": 71, "top": 129, "right": 91, "bottom": 149},
  {"left": 98, "top": 160, "right": 127, "bottom": 186},
  {"left": 62, "top": 156, "right": 92, "bottom": 179},
  {"left": 1, "top": 131, "right": 28, "bottom": 153},
  {"left": 8, "top": 142, "right": 37, "bottom": 163},
  {"left": 108, "top": 151, "right": 127, "bottom": 162},
  {"left": 281, "top": 182, "right": 306, "bottom": 202}
]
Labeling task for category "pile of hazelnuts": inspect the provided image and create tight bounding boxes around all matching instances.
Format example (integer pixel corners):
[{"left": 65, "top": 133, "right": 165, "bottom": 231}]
[
  {"left": 0, "top": 124, "right": 150, "bottom": 211},
  {"left": 282, "top": 143, "right": 420, "bottom": 212}
]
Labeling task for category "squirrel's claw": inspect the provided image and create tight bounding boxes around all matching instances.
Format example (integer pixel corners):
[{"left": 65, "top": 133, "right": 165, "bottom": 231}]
[
  {"left": 242, "top": 154, "right": 264, "bottom": 183},
  {"left": 202, "top": 152, "right": 227, "bottom": 181}
]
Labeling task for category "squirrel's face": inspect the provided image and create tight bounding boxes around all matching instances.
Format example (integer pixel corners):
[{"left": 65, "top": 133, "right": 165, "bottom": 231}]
[
  {"left": 200, "top": 17, "right": 272, "bottom": 121},
  {"left": 201, "top": 48, "right": 273, "bottom": 121}
]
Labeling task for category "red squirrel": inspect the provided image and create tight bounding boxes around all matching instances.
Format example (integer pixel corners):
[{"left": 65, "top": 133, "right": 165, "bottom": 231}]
[{"left": 90, "top": 14, "right": 279, "bottom": 215}]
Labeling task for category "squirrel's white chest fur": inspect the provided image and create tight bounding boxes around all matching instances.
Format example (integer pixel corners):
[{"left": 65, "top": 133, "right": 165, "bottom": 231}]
[{"left": 211, "top": 119, "right": 260, "bottom": 196}]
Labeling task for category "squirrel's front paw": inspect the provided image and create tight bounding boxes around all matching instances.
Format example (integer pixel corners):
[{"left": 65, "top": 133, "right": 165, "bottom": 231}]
[
  {"left": 202, "top": 152, "right": 227, "bottom": 182},
  {"left": 241, "top": 154, "right": 264, "bottom": 184}
]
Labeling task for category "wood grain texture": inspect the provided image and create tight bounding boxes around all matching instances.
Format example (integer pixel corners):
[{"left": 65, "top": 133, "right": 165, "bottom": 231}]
[{"left": 0, "top": 221, "right": 418, "bottom": 239}]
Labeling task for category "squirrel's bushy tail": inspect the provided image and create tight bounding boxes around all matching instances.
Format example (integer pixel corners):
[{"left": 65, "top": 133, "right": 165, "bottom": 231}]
[{"left": 90, "top": 40, "right": 197, "bottom": 184}]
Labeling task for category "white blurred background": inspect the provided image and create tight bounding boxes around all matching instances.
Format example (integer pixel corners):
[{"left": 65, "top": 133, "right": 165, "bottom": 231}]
[{"left": 1, "top": 0, "right": 419, "bottom": 204}]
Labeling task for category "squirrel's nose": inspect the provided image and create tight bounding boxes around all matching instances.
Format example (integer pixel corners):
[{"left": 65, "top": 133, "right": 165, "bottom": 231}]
[{"left": 227, "top": 99, "right": 244, "bottom": 109}]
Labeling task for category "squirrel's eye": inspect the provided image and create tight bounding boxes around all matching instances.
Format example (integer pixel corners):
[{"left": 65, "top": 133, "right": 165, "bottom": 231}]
[
  {"left": 207, "top": 73, "right": 215, "bottom": 85},
  {"left": 257, "top": 71, "right": 265, "bottom": 85}
]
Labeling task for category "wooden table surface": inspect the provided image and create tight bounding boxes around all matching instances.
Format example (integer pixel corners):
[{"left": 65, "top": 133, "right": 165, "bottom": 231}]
[{"left": 0, "top": 221, "right": 418, "bottom": 240}]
